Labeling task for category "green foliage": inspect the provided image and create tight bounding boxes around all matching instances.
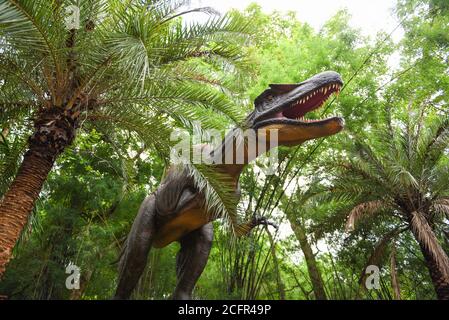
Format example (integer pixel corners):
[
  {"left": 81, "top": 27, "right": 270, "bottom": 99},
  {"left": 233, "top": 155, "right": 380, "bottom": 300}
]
[{"left": 1, "top": 0, "right": 448, "bottom": 300}]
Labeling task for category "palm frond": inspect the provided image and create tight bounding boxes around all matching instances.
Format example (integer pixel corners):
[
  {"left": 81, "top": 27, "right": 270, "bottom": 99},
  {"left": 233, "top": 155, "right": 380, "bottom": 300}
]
[
  {"left": 0, "top": 133, "right": 27, "bottom": 196},
  {"left": 98, "top": 6, "right": 249, "bottom": 88},
  {"left": 88, "top": 107, "right": 173, "bottom": 157},
  {"left": 147, "top": 0, "right": 219, "bottom": 25},
  {"left": 390, "top": 244, "right": 401, "bottom": 300},
  {"left": 432, "top": 197, "right": 449, "bottom": 218},
  {"left": 0, "top": 54, "right": 47, "bottom": 102},
  {"left": 419, "top": 117, "right": 449, "bottom": 167},
  {"left": 410, "top": 211, "right": 449, "bottom": 278},
  {"left": 0, "top": 0, "right": 63, "bottom": 74},
  {"left": 99, "top": 78, "right": 245, "bottom": 129},
  {"left": 184, "top": 162, "right": 241, "bottom": 234},
  {"left": 346, "top": 200, "right": 386, "bottom": 232}
]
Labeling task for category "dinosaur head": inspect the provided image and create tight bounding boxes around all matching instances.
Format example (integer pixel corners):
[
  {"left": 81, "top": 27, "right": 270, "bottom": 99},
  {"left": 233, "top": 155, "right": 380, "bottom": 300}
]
[{"left": 248, "top": 71, "right": 344, "bottom": 146}]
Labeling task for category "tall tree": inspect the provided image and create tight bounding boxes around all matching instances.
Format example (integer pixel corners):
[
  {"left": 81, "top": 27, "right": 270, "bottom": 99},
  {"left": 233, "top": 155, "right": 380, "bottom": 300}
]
[
  {"left": 0, "top": 0, "right": 251, "bottom": 276},
  {"left": 283, "top": 186, "right": 328, "bottom": 300},
  {"left": 331, "top": 107, "right": 449, "bottom": 299}
]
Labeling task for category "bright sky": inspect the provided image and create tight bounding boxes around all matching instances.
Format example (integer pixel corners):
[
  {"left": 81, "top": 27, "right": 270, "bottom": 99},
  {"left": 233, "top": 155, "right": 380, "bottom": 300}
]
[{"left": 191, "top": 0, "right": 404, "bottom": 42}]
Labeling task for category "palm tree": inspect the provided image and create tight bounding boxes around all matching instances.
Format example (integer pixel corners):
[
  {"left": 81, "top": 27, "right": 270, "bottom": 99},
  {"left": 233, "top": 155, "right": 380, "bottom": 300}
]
[
  {"left": 0, "top": 0, "right": 251, "bottom": 277},
  {"left": 331, "top": 106, "right": 449, "bottom": 299}
]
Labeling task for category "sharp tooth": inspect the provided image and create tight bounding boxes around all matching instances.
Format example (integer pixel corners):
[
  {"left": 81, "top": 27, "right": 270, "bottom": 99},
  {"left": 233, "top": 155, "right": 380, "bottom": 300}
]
[{"left": 324, "top": 88, "right": 327, "bottom": 95}]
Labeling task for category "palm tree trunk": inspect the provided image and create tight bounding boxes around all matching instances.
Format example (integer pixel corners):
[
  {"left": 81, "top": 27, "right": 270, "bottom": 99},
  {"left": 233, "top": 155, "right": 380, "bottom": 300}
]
[
  {"left": 390, "top": 246, "right": 401, "bottom": 300},
  {"left": 0, "top": 148, "right": 56, "bottom": 276},
  {"left": 0, "top": 108, "right": 77, "bottom": 278},
  {"left": 418, "top": 242, "right": 449, "bottom": 300},
  {"left": 409, "top": 212, "right": 449, "bottom": 300},
  {"left": 288, "top": 217, "right": 327, "bottom": 300}
]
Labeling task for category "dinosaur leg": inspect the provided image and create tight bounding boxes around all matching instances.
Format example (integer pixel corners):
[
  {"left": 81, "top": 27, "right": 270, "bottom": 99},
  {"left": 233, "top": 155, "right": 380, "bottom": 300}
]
[
  {"left": 114, "top": 195, "right": 156, "bottom": 299},
  {"left": 173, "top": 222, "right": 214, "bottom": 300}
]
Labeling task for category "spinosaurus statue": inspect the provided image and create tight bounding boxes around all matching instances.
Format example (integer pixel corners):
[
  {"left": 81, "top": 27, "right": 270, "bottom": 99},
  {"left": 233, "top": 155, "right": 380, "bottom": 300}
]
[{"left": 114, "top": 71, "right": 344, "bottom": 299}]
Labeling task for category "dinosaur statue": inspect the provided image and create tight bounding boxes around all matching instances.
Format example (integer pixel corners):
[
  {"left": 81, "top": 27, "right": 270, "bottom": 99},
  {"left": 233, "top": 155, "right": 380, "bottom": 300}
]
[{"left": 114, "top": 71, "right": 344, "bottom": 299}]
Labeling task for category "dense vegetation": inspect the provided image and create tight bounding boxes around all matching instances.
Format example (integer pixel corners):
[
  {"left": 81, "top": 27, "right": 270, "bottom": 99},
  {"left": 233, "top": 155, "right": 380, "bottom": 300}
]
[{"left": 0, "top": 0, "right": 448, "bottom": 299}]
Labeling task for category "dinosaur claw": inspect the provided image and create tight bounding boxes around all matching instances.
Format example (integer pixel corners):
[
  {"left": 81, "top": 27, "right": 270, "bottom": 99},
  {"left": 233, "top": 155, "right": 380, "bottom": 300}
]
[{"left": 252, "top": 215, "right": 279, "bottom": 230}]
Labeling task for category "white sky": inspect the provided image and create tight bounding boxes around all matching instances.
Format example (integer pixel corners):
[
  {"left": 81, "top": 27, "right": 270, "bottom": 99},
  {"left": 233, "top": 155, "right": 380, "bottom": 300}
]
[{"left": 191, "top": 0, "right": 404, "bottom": 42}]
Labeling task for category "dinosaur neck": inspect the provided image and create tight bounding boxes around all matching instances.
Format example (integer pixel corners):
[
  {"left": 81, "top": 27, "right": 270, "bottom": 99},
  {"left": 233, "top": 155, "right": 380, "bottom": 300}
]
[{"left": 209, "top": 127, "right": 277, "bottom": 180}]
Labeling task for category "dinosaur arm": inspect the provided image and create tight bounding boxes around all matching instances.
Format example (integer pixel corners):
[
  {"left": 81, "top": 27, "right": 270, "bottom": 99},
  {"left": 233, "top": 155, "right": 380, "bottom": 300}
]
[{"left": 234, "top": 216, "right": 279, "bottom": 237}]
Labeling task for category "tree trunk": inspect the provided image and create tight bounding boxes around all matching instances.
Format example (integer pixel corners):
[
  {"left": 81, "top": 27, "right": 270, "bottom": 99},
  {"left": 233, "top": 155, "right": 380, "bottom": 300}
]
[
  {"left": 0, "top": 149, "right": 56, "bottom": 277},
  {"left": 288, "top": 217, "right": 327, "bottom": 300},
  {"left": 70, "top": 269, "right": 93, "bottom": 300},
  {"left": 416, "top": 240, "right": 449, "bottom": 300},
  {"left": 0, "top": 107, "right": 77, "bottom": 278},
  {"left": 409, "top": 212, "right": 449, "bottom": 300},
  {"left": 265, "top": 226, "right": 286, "bottom": 300},
  {"left": 390, "top": 246, "right": 401, "bottom": 300}
]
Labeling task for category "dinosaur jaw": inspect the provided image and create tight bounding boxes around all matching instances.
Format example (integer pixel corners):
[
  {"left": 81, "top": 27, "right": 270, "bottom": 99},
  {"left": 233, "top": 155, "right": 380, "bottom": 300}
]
[
  {"left": 256, "top": 116, "right": 344, "bottom": 147},
  {"left": 253, "top": 79, "right": 344, "bottom": 146}
]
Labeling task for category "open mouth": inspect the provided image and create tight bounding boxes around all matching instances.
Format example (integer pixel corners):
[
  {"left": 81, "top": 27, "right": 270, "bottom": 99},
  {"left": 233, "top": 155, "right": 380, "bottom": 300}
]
[{"left": 254, "top": 80, "right": 343, "bottom": 127}]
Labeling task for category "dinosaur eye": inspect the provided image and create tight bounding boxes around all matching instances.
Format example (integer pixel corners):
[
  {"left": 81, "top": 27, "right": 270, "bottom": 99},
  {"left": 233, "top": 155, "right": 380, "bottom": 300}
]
[{"left": 267, "top": 95, "right": 274, "bottom": 100}]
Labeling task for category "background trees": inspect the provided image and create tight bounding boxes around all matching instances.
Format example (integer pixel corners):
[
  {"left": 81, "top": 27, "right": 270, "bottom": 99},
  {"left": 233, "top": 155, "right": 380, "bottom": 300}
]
[
  {"left": 0, "top": 0, "right": 448, "bottom": 299},
  {"left": 327, "top": 110, "right": 449, "bottom": 299}
]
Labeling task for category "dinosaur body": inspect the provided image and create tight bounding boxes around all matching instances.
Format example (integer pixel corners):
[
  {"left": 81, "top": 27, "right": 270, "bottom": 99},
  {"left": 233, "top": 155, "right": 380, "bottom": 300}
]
[{"left": 114, "top": 71, "right": 344, "bottom": 299}]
